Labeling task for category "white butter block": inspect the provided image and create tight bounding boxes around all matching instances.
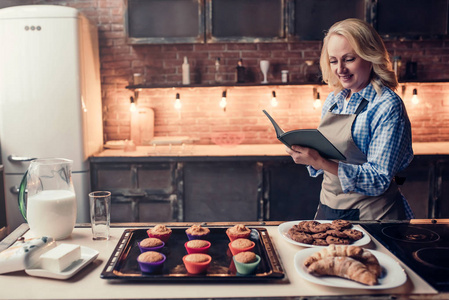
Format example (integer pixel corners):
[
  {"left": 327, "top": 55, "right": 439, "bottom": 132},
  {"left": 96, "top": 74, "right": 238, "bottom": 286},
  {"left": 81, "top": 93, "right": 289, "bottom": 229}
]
[{"left": 40, "top": 244, "right": 81, "bottom": 273}]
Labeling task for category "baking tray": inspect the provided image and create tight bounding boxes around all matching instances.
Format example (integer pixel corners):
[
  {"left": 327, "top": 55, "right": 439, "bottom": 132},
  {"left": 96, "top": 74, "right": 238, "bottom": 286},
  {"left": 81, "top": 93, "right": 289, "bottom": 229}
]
[{"left": 100, "top": 227, "right": 284, "bottom": 282}]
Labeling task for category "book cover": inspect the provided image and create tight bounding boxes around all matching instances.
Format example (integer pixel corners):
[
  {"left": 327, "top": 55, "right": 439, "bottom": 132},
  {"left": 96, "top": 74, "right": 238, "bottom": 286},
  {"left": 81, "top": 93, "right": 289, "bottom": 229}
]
[{"left": 263, "top": 110, "right": 346, "bottom": 161}]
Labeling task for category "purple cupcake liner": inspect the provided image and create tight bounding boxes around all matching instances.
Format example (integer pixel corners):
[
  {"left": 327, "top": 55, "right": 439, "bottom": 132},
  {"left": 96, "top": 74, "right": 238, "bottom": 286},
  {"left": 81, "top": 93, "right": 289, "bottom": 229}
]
[
  {"left": 138, "top": 240, "right": 165, "bottom": 253},
  {"left": 186, "top": 232, "right": 210, "bottom": 241},
  {"left": 138, "top": 254, "right": 166, "bottom": 274}
]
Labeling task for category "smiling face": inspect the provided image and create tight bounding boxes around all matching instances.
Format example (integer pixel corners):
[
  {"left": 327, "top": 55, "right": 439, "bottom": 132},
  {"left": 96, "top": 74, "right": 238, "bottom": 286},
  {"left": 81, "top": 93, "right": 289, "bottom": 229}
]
[{"left": 327, "top": 34, "right": 372, "bottom": 96}]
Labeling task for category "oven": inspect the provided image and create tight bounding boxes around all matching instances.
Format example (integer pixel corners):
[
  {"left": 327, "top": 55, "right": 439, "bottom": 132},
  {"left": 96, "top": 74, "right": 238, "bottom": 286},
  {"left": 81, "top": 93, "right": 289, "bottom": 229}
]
[{"left": 362, "top": 219, "right": 449, "bottom": 292}]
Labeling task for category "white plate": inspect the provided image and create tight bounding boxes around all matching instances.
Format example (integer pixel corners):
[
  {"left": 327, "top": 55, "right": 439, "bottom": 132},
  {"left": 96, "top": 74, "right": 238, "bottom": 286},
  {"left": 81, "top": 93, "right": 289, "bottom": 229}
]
[
  {"left": 278, "top": 220, "right": 371, "bottom": 248},
  {"left": 294, "top": 247, "right": 407, "bottom": 290},
  {"left": 25, "top": 246, "right": 99, "bottom": 280}
]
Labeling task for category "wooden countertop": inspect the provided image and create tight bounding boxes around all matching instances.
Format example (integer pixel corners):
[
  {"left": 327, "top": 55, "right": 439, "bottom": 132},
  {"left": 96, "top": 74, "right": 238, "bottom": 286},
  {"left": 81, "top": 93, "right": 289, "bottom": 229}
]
[
  {"left": 93, "top": 142, "right": 449, "bottom": 158},
  {"left": 0, "top": 222, "right": 443, "bottom": 299}
]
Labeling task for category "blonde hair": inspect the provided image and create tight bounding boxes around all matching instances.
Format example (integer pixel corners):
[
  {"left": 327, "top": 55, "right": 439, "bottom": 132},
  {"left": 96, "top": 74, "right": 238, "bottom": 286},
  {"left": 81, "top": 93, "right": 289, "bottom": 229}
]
[{"left": 319, "top": 18, "right": 398, "bottom": 94}]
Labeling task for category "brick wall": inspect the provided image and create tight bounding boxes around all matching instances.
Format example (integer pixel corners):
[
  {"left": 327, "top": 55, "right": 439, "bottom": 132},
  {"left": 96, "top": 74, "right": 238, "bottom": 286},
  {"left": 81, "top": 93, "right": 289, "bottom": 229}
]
[{"left": 3, "top": 0, "right": 449, "bottom": 144}]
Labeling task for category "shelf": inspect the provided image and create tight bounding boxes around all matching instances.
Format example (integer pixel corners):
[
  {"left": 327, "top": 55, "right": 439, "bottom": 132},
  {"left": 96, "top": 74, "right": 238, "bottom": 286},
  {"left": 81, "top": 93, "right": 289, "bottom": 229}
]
[
  {"left": 126, "top": 80, "right": 449, "bottom": 90},
  {"left": 125, "top": 82, "right": 325, "bottom": 90}
]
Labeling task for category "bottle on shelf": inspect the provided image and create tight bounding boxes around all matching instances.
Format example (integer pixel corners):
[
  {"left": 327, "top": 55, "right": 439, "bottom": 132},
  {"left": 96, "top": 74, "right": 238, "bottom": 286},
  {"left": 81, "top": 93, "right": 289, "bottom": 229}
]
[
  {"left": 182, "top": 56, "right": 190, "bottom": 85},
  {"left": 236, "top": 59, "right": 246, "bottom": 83}
]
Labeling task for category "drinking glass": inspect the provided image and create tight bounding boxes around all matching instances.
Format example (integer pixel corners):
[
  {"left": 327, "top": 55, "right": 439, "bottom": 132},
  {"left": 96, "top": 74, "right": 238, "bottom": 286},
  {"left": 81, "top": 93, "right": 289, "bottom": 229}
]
[{"left": 89, "top": 191, "right": 111, "bottom": 240}]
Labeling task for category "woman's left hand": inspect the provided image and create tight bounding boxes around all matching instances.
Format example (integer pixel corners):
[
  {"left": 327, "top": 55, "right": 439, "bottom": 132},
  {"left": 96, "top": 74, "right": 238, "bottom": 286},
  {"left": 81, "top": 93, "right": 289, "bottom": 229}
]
[{"left": 285, "top": 145, "right": 338, "bottom": 175}]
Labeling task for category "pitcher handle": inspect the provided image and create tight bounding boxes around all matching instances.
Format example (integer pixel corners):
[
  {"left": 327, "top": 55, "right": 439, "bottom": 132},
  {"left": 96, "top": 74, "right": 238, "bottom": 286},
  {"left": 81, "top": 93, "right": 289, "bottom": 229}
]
[{"left": 18, "top": 171, "right": 28, "bottom": 221}]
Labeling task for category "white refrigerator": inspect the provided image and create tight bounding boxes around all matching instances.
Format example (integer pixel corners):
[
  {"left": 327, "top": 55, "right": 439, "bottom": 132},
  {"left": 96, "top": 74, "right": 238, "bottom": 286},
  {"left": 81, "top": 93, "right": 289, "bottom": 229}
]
[{"left": 0, "top": 5, "right": 103, "bottom": 233}]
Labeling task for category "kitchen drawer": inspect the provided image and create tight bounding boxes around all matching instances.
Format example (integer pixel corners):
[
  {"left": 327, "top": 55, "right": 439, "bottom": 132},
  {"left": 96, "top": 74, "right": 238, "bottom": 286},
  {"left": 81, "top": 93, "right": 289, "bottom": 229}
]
[{"left": 91, "top": 162, "right": 176, "bottom": 193}]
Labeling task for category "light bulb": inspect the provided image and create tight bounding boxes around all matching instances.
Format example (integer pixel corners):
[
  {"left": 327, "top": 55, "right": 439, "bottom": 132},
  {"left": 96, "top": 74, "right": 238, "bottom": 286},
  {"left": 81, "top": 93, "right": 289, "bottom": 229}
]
[
  {"left": 220, "top": 90, "right": 227, "bottom": 111},
  {"left": 313, "top": 92, "right": 321, "bottom": 109},
  {"left": 174, "top": 93, "right": 182, "bottom": 110},
  {"left": 219, "top": 97, "right": 227, "bottom": 109},
  {"left": 130, "top": 96, "right": 137, "bottom": 112},
  {"left": 271, "top": 91, "right": 278, "bottom": 107},
  {"left": 174, "top": 99, "right": 182, "bottom": 110},
  {"left": 411, "top": 88, "right": 419, "bottom": 105}
]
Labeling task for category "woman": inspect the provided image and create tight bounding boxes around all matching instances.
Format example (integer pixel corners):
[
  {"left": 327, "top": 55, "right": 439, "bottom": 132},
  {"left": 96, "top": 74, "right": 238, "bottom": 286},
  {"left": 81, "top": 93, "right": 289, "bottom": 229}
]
[{"left": 286, "top": 18, "right": 414, "bottom": 220}]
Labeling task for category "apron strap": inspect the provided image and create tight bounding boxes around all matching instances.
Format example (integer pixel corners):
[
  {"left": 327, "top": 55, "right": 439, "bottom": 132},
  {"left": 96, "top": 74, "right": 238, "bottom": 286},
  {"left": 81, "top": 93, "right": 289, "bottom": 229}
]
[{"left": 354, "top": 99, "right": 369, "bottom": 114}]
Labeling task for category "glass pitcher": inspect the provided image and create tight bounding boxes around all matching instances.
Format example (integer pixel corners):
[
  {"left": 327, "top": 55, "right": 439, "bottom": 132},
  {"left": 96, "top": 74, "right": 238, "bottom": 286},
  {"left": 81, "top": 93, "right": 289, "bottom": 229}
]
[{"left": 18, "top": 158, "right": 77, "bottom": 240}]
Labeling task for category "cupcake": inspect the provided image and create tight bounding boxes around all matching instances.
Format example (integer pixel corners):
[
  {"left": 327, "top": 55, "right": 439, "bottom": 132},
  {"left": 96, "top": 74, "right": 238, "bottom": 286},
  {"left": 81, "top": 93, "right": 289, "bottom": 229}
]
[
  {"left": 137, "top": 251, "right": 166, "bottom": 274},
  {"left": 226, "top": 224, "right": 251, "bottom": 241},
  {"left": 233, "top": 251, "right": 261, "bottom": 275},
  {"left": 138, "top": 237, "right": 164, "bottom": 253},
  {"left": 147, "top": 225, "right": 172, "bottom": 243},
  {"left": 228, "top": 238, "right": 255, "bottom": 256},
  {"left": 182, "top": 253, "right": 212, "bottom": 274},
  {"left": 184, "top": 239, "right": 211, "bottom": 254},
  {"left": 185, "top": 225, "right": 210, "bottom": 240}
]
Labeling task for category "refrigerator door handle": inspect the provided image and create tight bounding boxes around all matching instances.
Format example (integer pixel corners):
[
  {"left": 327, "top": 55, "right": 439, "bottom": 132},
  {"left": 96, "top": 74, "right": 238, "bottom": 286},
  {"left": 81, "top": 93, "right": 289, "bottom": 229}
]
[
  {"left": 8, "top": 155, "right": 36, "bottom": 162},
  {"left": 10, "top": 186, "right": 19, "bottom": 195}
]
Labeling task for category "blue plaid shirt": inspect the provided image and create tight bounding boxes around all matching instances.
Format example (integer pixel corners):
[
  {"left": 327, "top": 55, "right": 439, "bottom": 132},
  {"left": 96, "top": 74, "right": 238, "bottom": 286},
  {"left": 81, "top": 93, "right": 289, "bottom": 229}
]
[{"left": 309, "top": 83, "right": 414, "bottom": 197}]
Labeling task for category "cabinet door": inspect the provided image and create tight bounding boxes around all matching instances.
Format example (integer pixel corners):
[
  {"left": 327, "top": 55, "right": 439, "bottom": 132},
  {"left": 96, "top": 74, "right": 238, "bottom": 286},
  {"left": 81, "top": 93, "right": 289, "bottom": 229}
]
[
  {"left": 263, "top": 160, "right": 321, "bottom": 221},
  {"left": 290, "top": 0, "right": 368, "bottom": 40},
  {"left": 432, "top": 160, "right": 449, "bottom": 218},
  {"left": 374, "top": 0, "right": 449, "bottom": 38},
  {"left": 206, "top": 0, "right": 286, "bottom": 42},
  {"left": 183, "top": 161, "right": 262, "bottom": 221},
  {"left": 90, "top": 162, "right": 180, "bottom": 222},
  {"left": 126, "top": 0, "right": 205, "bottom": 44},
  {"left": 397, "top": 156, "right": 432, "bottom": 219}
]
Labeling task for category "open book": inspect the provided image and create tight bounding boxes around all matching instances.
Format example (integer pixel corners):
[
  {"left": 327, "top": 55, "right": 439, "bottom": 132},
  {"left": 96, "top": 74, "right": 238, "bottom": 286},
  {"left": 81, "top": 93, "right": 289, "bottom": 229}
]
[{"left": 263, "top": 110, "right": 346, "bottom": 161}]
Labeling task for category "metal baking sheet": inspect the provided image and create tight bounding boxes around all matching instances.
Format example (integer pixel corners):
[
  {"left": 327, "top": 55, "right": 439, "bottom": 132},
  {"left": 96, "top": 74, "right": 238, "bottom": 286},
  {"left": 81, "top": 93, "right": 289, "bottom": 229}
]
[{"left": 100, "top": 227, "right": 284, "bottom": 282}]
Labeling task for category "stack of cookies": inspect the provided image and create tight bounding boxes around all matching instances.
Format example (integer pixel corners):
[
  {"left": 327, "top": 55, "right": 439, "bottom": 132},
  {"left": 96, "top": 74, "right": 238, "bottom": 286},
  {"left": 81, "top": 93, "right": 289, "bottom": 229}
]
[{"left": 287, "top": 220, "right": 364, "bottom": 246}]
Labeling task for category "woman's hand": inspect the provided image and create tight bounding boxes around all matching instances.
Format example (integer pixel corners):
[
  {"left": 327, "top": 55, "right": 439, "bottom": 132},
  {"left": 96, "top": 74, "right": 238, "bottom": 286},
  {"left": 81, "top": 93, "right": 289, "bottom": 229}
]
[{"left": 285, "top": 145, "right": 339, "bottom": 175}]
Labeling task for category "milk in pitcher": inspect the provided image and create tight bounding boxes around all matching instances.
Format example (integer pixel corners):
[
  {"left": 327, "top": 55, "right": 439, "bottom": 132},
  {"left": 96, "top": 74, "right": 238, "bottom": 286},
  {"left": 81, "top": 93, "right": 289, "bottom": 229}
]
[{"left": 27, "top": 190, "right": 77, "bottom": 240}]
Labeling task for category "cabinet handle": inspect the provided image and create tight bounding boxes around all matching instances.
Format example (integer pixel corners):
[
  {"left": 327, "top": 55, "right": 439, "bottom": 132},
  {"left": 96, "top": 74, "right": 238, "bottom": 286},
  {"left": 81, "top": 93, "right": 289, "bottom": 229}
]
[
  {"left": 8, "top": 155, "right": 36, "bottom": 162},
  {"left": 121, "top": 193, "right": 146, "bottom": 198}
]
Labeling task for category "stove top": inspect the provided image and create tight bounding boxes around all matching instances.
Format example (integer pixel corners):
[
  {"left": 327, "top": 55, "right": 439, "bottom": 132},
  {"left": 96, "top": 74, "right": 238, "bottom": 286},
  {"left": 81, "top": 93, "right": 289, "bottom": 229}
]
[{"left": 362, "top": 219, "right": 449, "bottom": 292}]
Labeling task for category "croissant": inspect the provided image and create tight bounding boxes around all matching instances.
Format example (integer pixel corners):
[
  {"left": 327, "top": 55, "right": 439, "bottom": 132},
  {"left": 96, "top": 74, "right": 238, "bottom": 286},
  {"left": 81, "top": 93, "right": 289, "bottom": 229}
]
[
  {"left": 307, "top": 256, "right": 378, "bottom": 285},
  {"left": 304, "top": 244, "right": 364, "bottom": 267},
  {"left": 360, "top": 250, "right": 382, "bottom": 278}
]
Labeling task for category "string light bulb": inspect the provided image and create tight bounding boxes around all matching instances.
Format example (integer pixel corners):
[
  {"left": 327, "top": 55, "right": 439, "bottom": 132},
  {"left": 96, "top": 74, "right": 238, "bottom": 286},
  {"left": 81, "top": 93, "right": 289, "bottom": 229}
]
[
  {"left": 411, "top": 88, "right": 420, "bottom": 105},
  {"left": 313, "top": 92, "right": 321, "bottom": 109},
  {"left": 174, "top": 93, "right": 182, "bottom": 110},
  {"left": 219, "top": 90, "right": 227, "bottom": 111},
  {"left": 271, "top": 91, "right": 278, "bottom": 107},
  {"left": 130, "top": 96, "right": 137, "bottom": 112}
]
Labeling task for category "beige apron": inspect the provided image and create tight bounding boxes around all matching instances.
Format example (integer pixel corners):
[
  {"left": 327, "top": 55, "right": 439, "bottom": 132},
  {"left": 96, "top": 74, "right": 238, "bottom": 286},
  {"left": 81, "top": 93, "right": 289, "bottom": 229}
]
[{"left": 315, "top": 99, "right": 405, "bottom": 220}]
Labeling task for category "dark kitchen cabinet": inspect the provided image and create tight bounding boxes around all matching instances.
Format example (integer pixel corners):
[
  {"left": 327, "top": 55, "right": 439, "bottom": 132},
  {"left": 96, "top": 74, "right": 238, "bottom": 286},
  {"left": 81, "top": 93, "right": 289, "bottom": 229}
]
[
  {"left": 90, "top": 162, "right": 182, "bottom": 222},
  {"left": 206, "top": 0, "right": 286, "bottom": 43},
  {"left": 397, "top": 156, "right": 432, "bottom": 219},
  {"left": 125, "top": 0, "right": 449, "bottom": 44},
  {"left": 125, "top": 0, "right": 205, "bottom": 44},
  {"left": 90, "top": 153, "right": 449, "bottom": 223},
  {"left": 397, "top": 155, "right": 449, "bottom": 219},
  {"left": 289, "top": 0, "right": 369, "bottom": 41},
  {"left": 374, "top": 0, "right": 449, "bottom": 38},
  {"left": 430, "top": 159, "right": 449, "bottom": 218},
  {"left": 263, "top": 160, "right": 321, "bottom": 221},
  {"left": 182, "top": 161, "right": 263, "bottom": 221}
]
